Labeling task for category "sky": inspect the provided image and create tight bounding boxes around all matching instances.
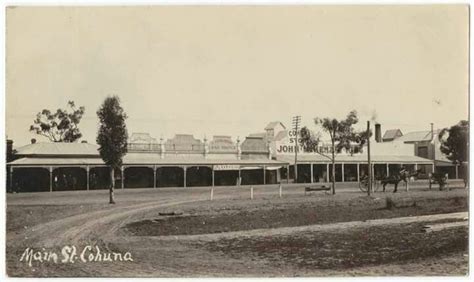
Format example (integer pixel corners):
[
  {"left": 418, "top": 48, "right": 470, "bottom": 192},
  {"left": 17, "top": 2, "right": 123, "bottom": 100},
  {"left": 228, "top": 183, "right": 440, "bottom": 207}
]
[{"left": 6, "top": 5, "right": 469, "bottom": 147}]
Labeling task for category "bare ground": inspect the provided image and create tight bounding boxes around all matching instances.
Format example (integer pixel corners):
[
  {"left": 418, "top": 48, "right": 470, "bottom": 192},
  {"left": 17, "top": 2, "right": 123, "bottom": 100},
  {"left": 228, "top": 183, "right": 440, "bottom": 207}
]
[
  {"left": 5, "top": 185, "right": 470, "bottom": 277},
  {"left": 123, "top": 196, "right": 467, "bottom": 236},
  {"left": 198, "top": 221, "right": 468, "bottom": 271}
]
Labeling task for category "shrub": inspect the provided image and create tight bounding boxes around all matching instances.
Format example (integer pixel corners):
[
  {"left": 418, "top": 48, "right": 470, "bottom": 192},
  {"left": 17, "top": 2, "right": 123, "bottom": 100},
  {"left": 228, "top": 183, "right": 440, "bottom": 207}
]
[{"left": 385, "top": 197, "right": 395, "bottom": 210}]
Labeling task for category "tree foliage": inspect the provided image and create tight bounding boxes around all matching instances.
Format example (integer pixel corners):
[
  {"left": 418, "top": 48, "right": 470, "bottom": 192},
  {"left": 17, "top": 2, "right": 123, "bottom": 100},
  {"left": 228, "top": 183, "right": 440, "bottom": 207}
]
[
  {"left": 29, "top": 101, "right": 85, "bottom": 142},
  {"left": 96, "top": 96, "right": 128, "bottom": 169},
  {"left": 300, "top": 110, "right": 370, "bottom": 194},
  {"left": 438, "top": 120, "right": 468, "bottom": 165},
  {"left": 300, "top": 110, "right": 370, "bottom": 157},
  {"left": 96, "top": 96, "right": 128, "bottom": 204}
]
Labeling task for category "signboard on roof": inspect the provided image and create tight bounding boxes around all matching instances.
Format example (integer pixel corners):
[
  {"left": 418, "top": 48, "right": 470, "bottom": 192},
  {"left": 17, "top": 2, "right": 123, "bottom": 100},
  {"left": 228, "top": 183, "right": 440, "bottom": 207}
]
[
  {"left": 276, "top": 130, "right": 307, "bottom": 154},
  {"left": 275, "top": 130, "right": 332, "bottom": 154},
  {"left": 209, "top": 136, "right": 237, "bottom": 151}
]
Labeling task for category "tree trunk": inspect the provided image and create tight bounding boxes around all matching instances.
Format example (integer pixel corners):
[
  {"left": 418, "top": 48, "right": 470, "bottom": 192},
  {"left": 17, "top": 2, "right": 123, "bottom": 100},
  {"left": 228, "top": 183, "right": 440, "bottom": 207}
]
[
  {"left": 109, "top": 166, "right": 116, "bottom": 204},
  {"left": 331, "top": 144, "right": 336, "bottom": 195}
]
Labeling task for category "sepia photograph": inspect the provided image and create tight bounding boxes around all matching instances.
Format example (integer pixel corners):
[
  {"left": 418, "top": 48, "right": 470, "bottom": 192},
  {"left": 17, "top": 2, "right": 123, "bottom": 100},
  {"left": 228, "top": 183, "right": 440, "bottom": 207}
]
[{"left": 3, "top": 3, "right": 471, "bottom": 278}]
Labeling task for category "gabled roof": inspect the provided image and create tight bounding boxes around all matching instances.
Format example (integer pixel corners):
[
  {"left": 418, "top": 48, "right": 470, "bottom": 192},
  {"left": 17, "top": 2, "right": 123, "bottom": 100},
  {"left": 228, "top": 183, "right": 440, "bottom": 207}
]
[
  {"left": 382, "top": 129, "right": 403, "bottom": 140},
  {"left": 129, "top": 132, "right": 157, "bottom": 143},
  {"left": 15, "top": 142, "right": 100, "bottom": 157},
  {"left": 241, "top": 136, "right": 267, "bottom": 152},
  {"left": 274, "top": 130, "right": 288, "bottom": 141},
  {"left": 265, "top": 121, "right": 286, "bottom": 130},
  {"left": 396, "top": 131, "right": 433, "bottom": 143},
  {"left": 166, "top": 134, "right": 202, "bottom": 145},
  {"left": 248, "top": 132, "right": 266, "bottom": 138}
]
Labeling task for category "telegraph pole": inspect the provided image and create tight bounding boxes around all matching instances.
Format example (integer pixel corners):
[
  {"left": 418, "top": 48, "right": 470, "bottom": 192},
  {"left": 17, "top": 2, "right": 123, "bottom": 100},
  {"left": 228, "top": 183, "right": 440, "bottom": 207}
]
[
  {"left": 367, "top": 121, "right": 372, "bottom": 196},
  {"left": 292, "top": 116, "right": 301, "bottom": 183}
]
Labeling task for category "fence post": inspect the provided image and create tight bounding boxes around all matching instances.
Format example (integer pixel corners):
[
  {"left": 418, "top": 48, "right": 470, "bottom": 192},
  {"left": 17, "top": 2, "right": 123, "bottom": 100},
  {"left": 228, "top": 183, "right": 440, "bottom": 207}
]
[
  {"left": 279, "top": 183, "right": 282, "bottom": 198},
  {"left": 446, "top": 173, "right": 450, "bottom": 192},
  {"left": 251, "top": 186, "right": 254, "bottom": 200},
  {"left": 210, "top": 187, "right": 214, "bottom": 201},
  {"left": 429, "top": 173, "right": 432, "bottom": 190}
]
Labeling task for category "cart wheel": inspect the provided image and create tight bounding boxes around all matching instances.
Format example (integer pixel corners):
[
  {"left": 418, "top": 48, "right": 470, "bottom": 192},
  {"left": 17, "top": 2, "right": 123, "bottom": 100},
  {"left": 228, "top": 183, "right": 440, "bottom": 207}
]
[{"left": 359, "top": 180, "right": 368, "bottom": 192}]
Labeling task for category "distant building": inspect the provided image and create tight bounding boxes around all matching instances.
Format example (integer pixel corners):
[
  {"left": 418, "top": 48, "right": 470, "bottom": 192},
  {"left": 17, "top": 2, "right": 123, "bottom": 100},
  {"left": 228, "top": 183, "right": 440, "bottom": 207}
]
[
  {"left": 382, "top": 127, "right": 464, "bottom": 179},
  {"left": 7, "top": 131, "right": 286, "bottom": 192},
  {"left": 382, "top": 129, "right": 403, "bottom": 142},
  {"left": 10, "top": 121, "right": 459, "bottom": 193},
  {"left": 271, "top": 123, "right": 433, "bottom": 183},
  {"left": 264, "top": 121, "right": 286, "bottom": 140}
]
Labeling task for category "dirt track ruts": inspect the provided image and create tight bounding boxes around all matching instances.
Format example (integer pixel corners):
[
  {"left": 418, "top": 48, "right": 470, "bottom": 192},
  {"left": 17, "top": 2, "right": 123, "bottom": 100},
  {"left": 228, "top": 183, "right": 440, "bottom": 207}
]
[{"left": 6, "top": 186, "right": 469, "bottom": 277}]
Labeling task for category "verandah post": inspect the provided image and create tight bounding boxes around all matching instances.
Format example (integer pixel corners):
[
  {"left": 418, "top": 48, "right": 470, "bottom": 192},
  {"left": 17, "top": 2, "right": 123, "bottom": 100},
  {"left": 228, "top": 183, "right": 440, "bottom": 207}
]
[
  {"left": 356, "top": 163, "right": 360, "bottom": 182},
  {"left": 121, "top": 166, "right": 125, "bottom": 189},
  {"left": 49, "top": 166, "right": 53, "bottom": 192},
  {"left": 326, "top": 163, "right": 330, "bottom": 183},
  {"left": 86, "top": 165, "right": 90, "bottom": 191},
  {"left": 183, "top": 166, "right": 187, "bottom": 188},
  {"left": 212, "top": 165, "right": 215, "bottom": 187},
  {"left": 341, "top": 163, "right": 345, "bottom": 182},
  {"left": 238, "top": 167, "right": 241, "bottom": 186},
  {"left": 9, "top": 167, "right": 13, "bottom": 192}
]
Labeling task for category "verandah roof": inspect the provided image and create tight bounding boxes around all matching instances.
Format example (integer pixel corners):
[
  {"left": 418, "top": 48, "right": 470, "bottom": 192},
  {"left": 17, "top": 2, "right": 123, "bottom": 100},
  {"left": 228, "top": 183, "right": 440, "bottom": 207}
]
[
  {"left": 14, "top": 142, "right": 100, "bottom": 157},
  {"left": 8, "top": 154, "right": 288, "bottom": 167},
  {"left": 277, "top": 154, "right": 434, "bottom": 164}
]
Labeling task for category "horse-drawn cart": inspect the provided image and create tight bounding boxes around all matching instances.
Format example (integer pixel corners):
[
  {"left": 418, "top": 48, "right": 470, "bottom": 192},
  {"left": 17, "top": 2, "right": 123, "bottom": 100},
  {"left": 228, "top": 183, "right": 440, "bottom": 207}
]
[
  {"left": 428, "top": 173, "right": 449, "bottom": 191},
  {"left": 358, "top": 169, "right": 422, "bottom": 193},
  {"left": 358, "top": 176, "right": 381, "bottom": 192}
]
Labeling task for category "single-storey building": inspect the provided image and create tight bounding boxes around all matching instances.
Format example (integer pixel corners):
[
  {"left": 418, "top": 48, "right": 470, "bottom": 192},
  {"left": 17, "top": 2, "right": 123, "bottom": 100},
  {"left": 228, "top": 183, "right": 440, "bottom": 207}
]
[
  {"left": 6, "top": 134, "right": 288, "bottom": 192},
  {"left": 7, "top": 121, "right": 441, "bottom": 192}
]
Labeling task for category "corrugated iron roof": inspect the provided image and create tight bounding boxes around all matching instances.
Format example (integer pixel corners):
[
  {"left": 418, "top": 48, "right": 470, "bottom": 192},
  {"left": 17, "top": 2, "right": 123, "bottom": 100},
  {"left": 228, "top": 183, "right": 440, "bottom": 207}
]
[
  {"left": 395, "top": 131, "right": 433, "bottom": 142},
  {"left": 9, "top": 155, "right": 288, "bottom": 166},
  {"left": 15, "top": 142, "right": 100, "bottom": 156},
  {"left": 8, "top": 157, "right": 104, "bottom": 166},
  {"left": 382, "top": 129, "right": 403, "bottom": 140},
  {"left": 264, "top": 121, "right": 286, "bottom": 130},
  {"left": 248, "top": 132, "right": 266, "bottom": 138},
  {"left": 129, "top": 133, "right": 157, "bottom": 143},
  {"left": 241, "top": 136, "right": 267, "bottom": 152},
  {"left": 166, "top": 134, "right": 202, "bottom": 144},
  {"left": 277, "top": 154, "right": 434, "bottom": 164}
]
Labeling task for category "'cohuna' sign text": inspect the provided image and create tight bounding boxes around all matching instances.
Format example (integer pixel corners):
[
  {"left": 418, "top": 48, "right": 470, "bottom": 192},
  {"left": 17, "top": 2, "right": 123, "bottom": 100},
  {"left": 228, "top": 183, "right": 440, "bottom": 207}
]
[{"left": 275, "top": 130, "right": 332, "bottom": 154}]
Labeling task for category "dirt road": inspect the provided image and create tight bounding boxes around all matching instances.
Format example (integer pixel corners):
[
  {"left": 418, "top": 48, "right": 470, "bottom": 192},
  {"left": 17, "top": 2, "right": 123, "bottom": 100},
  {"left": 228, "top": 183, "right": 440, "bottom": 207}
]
[{"left": 6, "top": 186, "right": 469, "bottom": 277}]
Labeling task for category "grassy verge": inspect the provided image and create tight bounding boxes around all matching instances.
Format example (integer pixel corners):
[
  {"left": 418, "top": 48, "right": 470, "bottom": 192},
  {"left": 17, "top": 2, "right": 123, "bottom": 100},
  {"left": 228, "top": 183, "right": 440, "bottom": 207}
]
[
  {"left": 123, "top": 196, "right": 467, "bottom": 236},
  {"left": 199, "top": 222, "right": 468, "bottom": 271}
]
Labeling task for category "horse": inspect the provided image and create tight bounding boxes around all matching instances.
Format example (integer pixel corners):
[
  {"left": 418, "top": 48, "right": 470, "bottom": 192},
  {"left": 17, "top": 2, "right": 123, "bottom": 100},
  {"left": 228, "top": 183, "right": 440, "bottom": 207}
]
[{"left": 381, "top": 169, "right": 421, "bottom": 193}]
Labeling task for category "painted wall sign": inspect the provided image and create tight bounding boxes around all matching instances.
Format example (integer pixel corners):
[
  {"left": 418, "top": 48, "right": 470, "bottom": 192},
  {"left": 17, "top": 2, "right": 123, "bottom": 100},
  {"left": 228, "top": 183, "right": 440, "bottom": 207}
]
[
  {"left": 209, "top": 144, "right": 237, "bottom": 151},
  {"left": 214, "top": 164, "right": 240, "bottom": 170},
  {"left": 275, "top": 130, "right": 333, "bottom": 154}
]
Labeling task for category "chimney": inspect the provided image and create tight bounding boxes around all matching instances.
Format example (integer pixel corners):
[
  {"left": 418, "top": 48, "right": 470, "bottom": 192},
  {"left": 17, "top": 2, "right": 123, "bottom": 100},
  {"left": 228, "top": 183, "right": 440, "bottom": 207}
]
[
  {"left": 375, "top": 123, "right": 382, "bottom": 143},
  {"left": 6, "top": 139, "right": 13, "bottom": 162},
  {"left": 430, "top": 123, "right": 434, "bottom": 141}
]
